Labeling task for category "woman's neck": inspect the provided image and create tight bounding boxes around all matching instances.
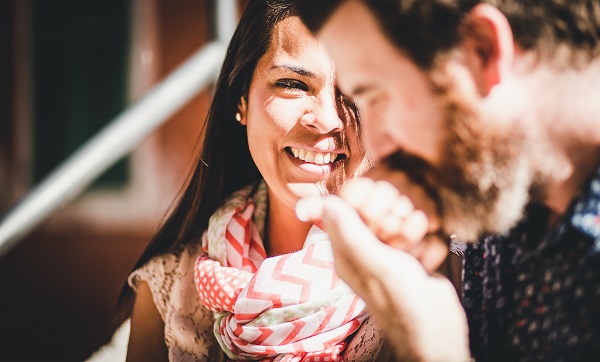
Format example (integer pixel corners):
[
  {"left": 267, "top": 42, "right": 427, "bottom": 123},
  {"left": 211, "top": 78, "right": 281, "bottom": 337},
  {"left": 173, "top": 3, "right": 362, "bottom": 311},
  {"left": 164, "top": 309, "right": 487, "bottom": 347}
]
[{"left": 266, "top": 191, "right": 313, "bottom": 257}]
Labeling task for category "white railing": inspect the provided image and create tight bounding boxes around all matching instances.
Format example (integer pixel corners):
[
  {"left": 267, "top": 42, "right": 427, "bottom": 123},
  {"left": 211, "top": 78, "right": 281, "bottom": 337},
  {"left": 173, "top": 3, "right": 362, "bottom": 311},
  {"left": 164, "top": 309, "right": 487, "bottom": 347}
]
[{"left": 0, "top": 0, "right": 238, "bottom": 258}]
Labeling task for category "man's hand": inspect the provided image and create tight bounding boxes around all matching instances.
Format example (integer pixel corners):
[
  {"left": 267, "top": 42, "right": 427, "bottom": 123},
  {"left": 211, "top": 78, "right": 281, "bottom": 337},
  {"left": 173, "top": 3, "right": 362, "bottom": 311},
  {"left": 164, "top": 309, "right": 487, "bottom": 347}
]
[{"left": 296, "top": 195, "right": 470, "bottom": 361}]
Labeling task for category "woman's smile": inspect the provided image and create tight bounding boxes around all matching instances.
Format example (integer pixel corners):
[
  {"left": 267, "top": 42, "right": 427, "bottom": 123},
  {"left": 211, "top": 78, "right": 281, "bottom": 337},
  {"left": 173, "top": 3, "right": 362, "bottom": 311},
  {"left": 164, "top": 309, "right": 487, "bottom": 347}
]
[{"left": 285, "top": 146, "right": 347, "bottom": 175}]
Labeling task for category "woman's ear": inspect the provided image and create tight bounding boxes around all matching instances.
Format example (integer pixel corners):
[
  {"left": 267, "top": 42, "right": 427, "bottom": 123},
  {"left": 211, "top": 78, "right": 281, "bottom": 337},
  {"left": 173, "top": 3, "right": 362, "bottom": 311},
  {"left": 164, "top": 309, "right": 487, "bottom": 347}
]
[
  {"left": 237, "top": 96, "right": 248, "bottom": 126},
  {"left": 461, "top": 3, "right": 514, "bottom": 97}
]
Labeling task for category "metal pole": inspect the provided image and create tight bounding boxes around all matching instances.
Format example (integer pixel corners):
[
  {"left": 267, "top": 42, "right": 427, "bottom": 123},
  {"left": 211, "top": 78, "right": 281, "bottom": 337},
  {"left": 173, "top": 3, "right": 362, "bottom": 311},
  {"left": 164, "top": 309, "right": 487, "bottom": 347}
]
[
  {"left": 0, "top": 41, "right": 226, "bottom": 258},
  {"left": 216, "top": 0, "right": 238, "bottom": 44}
]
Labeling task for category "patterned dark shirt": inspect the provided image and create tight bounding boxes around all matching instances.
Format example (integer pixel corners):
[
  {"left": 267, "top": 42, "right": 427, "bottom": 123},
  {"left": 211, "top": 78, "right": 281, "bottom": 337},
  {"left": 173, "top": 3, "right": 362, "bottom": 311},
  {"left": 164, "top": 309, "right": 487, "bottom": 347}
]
[{"left": 463, "top": 166, "right": 600, "bottom": 362}]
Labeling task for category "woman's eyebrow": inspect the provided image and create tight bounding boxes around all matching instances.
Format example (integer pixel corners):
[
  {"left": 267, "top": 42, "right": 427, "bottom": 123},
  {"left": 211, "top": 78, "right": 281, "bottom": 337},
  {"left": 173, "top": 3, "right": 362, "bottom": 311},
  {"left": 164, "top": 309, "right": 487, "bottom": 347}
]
[{"left": 269, "top": 64, "right": 316, "bottom": 78}]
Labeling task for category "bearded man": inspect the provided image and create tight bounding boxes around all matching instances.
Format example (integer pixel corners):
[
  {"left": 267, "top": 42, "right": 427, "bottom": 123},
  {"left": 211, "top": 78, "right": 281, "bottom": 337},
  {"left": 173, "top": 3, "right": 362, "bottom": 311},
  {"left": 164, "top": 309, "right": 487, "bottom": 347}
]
[{"left": 294, "top": 1, "right": 600, "bottom": 361}]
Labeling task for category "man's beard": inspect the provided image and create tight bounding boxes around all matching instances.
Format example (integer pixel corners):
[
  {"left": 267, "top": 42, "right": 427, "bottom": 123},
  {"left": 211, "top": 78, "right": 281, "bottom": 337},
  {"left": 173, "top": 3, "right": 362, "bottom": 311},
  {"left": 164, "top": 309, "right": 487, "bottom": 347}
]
[{"left": 383, "top": 65, "right": 537, "bottom": 241}]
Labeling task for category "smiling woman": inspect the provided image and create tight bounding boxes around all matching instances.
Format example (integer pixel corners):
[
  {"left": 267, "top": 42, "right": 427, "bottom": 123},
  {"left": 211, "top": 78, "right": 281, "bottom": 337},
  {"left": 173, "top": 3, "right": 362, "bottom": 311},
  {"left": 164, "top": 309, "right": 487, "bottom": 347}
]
[
  {"left": 118, "top": 1, "right": 383, "bottom": 361},
  {"left": 239, "top": 14, "right": 366, "bottom": 257}
]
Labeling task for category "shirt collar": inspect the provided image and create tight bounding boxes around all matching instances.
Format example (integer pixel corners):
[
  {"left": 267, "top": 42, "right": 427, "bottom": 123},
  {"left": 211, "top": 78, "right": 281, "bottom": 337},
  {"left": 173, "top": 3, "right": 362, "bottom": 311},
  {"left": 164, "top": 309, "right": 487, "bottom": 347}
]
[
  {"left": 570, "top": 165, "right": 600, "bottom": 253},
  {"left": 510, "top": 164, "right": 600, "bottom": 261}
]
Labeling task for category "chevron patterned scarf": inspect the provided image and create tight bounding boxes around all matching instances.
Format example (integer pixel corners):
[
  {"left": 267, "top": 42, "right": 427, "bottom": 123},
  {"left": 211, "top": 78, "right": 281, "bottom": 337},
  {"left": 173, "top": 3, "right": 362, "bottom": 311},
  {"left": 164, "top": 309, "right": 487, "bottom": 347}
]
[{"left": 194, "top": 181, "right": 367, "bottom": 361}]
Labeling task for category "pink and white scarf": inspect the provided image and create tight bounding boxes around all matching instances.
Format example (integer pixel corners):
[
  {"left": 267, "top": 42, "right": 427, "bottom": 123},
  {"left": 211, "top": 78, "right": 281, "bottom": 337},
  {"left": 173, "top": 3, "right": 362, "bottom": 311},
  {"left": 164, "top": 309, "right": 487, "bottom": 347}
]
[{"left": 194, "top": 181, "right": 367, "bottom": 361}]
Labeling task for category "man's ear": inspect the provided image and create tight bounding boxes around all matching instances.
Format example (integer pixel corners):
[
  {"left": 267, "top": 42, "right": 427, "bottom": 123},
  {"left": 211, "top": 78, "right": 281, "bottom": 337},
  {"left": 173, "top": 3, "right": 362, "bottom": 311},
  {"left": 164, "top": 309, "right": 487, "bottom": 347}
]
[
  {"left": 461, "top": 3, "right": 514, "bottom": 97},
  {"left": 237, "top": 96, "right": 248, "bottom": 126}
]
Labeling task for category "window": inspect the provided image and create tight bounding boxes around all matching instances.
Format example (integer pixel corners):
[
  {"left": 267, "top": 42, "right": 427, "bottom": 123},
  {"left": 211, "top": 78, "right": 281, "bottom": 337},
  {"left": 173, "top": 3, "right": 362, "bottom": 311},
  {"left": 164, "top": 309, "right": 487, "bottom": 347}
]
[{"left": 32, "top": 0, "right": 131, "bottom": 188}]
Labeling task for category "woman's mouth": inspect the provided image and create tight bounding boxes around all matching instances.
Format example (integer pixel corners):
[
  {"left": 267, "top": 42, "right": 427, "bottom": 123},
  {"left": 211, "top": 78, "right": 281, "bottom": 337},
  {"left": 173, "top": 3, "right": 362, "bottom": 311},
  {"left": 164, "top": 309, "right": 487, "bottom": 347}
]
[{"left": 286, "top": 147, "right": 346, "bottom": 165}]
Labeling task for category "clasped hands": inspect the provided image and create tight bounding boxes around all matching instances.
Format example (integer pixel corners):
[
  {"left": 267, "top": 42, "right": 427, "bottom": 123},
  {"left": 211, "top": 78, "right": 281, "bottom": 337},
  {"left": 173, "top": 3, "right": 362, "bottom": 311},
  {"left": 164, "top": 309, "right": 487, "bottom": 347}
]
[{"left": 296, "top": 166, "right": 471, "bottom": 361}]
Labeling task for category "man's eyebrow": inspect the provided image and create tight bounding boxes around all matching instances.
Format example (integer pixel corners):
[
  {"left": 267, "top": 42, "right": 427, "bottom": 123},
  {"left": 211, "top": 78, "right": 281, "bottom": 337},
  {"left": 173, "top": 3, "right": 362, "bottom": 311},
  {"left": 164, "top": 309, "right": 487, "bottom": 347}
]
[
  {"left": 350, "top": 84, "right": 374, "bottom": 97},
  {"left": 269, "top": 65, "right": 316, "bottom": 78}
]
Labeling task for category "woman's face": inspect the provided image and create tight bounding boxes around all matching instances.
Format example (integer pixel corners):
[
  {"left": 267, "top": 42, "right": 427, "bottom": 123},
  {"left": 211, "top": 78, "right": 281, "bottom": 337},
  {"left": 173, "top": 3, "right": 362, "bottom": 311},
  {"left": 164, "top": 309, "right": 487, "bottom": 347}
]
[{"left": 239, "top": 16, "right": 368, "bottom": 210}]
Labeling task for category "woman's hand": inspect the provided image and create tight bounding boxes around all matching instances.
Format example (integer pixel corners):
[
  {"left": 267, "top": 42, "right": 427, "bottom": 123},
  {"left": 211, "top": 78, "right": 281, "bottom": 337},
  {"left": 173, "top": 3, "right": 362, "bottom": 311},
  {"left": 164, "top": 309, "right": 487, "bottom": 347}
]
[{"left": 338, "top": 167, "right": 447, "bottom": 272}]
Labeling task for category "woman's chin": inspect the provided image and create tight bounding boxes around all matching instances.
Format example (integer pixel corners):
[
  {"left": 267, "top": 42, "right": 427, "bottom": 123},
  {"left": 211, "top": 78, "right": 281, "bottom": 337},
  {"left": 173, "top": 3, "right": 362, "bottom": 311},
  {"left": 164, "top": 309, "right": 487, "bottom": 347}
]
[{"left": 287, "top": 182, "right": 331, "bottom": 200}]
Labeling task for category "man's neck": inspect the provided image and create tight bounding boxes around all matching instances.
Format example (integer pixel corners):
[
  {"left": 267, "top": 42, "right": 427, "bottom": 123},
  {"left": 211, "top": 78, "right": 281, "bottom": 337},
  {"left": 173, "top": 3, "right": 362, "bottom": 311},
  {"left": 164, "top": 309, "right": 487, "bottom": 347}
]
[
  {"left": 526, "top": 54, "right": 600, "bottom": 217},
  {"left": 543, "top": 149, "right": 600, "bottom": 217}
]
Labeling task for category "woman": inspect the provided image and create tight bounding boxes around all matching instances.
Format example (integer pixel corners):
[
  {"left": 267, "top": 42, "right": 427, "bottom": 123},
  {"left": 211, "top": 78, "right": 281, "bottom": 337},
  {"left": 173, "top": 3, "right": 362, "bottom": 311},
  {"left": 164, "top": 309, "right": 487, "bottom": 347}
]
[{"left": 121, "top": 1, "right": 386, "bottom": 360}]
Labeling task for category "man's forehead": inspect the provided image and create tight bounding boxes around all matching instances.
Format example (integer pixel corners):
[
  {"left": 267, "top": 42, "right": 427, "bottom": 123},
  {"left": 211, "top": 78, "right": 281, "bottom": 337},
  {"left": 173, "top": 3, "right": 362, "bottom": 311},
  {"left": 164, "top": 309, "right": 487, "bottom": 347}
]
[
  {"left": 316, "top": 1, "right": 393, "bottom": 95},
  {"left": 317, "top": 1, "right": 374, "bottom": 57}
]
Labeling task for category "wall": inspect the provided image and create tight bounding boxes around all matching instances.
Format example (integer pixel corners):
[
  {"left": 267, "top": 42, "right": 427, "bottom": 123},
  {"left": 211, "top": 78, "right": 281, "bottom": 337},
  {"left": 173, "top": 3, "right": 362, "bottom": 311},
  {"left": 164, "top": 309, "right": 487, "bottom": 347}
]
[{"left": 0, "top": 0, "right": 222, "bottom": 359}]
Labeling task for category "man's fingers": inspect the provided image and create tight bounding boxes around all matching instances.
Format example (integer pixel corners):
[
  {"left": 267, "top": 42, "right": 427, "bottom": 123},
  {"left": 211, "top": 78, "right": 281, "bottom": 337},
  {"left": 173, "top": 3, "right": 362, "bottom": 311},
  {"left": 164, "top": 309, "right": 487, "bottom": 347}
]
[
  {"left": 318, "top": 195, "right": 385, "bottom": 253},
  {"left": 315, "top": 195, "right": 394, "bottom": 288},
  {"left": 410, "top": 234, "right": 449, "bottom": 273},
  {"left": 420, "top": 235, "right": 449, "bottom": 272}
]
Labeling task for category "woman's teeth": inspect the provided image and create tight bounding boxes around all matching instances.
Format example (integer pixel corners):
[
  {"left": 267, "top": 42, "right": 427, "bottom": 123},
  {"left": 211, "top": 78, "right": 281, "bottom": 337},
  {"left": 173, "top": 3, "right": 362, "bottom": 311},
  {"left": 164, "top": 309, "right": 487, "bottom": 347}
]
[{"left": 290, "top": 147, "right": 338, "bottom": 165}]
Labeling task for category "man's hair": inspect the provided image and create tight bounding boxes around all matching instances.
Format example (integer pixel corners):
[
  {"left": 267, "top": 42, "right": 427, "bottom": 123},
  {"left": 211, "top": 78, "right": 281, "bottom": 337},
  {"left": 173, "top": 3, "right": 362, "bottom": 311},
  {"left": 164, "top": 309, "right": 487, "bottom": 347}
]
[{"left": 296, "top": 0, "right": 600, "bottom": 69}]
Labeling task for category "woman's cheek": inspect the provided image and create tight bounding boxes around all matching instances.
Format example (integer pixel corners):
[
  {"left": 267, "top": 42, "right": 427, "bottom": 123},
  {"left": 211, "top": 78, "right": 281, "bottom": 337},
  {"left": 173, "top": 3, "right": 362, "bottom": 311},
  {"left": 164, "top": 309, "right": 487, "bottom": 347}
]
[{"left": 265, "top": 100, "right": 308, "bottom": 129}]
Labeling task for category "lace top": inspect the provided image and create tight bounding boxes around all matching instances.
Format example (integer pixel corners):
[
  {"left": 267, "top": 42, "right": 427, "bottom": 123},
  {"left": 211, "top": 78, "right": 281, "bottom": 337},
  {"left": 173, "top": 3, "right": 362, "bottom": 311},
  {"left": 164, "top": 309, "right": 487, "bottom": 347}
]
[{"left": 129, "top": 242, "right": 393, "bottom": 361}]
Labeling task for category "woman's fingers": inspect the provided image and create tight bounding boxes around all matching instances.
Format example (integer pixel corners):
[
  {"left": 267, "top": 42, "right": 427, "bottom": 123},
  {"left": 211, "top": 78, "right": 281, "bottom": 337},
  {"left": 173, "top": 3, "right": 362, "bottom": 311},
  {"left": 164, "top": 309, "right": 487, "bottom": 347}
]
[
  {"left": 383, "top": 208, "right": 429, "bottom": 247},
  {"left": 367, "top": 167, "right": 441, "bottom": 232},
  {"left": 297, "top": 167, "right": 449, "bottom": 273},
  {"left": 338, "top": 175, "right": 436, "bottom": 250}
]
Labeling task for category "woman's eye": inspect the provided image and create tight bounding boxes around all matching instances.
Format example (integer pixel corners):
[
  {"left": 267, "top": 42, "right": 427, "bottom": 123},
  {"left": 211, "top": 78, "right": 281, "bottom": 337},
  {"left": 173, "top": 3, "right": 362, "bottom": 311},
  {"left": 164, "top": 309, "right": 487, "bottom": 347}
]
[{"left": 275, "top": 79, "right": 309, "bottom": 92}]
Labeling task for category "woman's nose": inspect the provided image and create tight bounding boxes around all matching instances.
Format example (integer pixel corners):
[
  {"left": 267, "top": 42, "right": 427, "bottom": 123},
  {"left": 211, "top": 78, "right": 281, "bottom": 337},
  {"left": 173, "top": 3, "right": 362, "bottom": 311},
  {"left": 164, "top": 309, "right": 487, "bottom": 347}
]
[{"left": 300, "top": 95, "right": 344, "bottom": 134}]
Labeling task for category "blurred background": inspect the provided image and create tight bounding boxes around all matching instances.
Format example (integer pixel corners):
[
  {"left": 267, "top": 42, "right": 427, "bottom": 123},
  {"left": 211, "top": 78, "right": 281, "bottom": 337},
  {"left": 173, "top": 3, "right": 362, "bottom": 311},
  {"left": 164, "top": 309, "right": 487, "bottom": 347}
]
[{"left": 0, "top": 0, "right": 248, "bottom": 360}]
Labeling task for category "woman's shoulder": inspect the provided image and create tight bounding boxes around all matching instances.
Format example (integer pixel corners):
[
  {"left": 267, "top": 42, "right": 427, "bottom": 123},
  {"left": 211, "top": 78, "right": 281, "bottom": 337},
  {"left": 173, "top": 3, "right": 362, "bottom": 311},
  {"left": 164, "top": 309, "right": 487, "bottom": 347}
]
[
  {"left": 128, "top": 240, "right": 218, "bottom": 360},
  {"left": 128, "top": 241, "right": 202, "bottom": 294}
]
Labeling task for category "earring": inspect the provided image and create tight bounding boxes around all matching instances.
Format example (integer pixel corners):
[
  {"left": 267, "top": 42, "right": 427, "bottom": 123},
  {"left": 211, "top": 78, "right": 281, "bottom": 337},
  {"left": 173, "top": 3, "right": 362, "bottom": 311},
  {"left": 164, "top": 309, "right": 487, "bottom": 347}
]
[{"left": 235, "top": 112, "right": 242, "bottom": 123}]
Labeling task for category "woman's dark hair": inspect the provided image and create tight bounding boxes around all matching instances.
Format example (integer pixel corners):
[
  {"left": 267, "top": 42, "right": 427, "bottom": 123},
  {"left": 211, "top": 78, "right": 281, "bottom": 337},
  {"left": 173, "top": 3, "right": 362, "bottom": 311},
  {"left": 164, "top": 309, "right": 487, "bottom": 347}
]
[{"left": 118, "top": 0, "right": 297, "bottom": 311}]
